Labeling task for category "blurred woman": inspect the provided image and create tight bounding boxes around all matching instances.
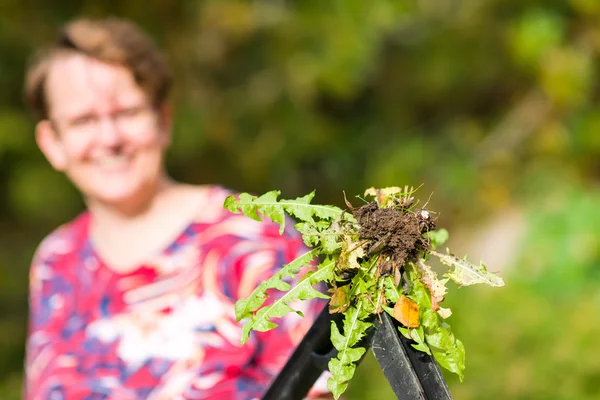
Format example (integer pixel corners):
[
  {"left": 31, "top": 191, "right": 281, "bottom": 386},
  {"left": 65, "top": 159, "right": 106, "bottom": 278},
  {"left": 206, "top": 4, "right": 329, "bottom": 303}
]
[{"left": 23, "top": 17, "right": 330, "bottom": 399}]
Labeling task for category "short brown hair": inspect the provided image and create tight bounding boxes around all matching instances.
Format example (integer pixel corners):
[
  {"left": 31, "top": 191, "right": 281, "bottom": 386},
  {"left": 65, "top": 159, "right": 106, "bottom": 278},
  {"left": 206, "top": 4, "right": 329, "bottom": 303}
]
[{"left": 24, "top": 17, "right": 172, "bottom": 120}]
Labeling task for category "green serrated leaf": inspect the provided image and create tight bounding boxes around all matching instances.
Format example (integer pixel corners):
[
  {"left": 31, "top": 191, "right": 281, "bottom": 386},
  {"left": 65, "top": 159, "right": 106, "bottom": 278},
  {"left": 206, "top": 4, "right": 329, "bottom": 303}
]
[
  {"left": 294, "top": 222, "right": 321, "bottom": 248},
  {"left": 236, "top": 251, "right": 331, "bottom": 344},
  {"left": 421, "top": 307, "right": 439, "bottom": 330},
  {"left": 321, "top": 226, "right": 345, "bottom": 254},
  {"left": 284, "top": 192, "right": 345, "bottom": 222},
  {"left": 399, "top": 325, "right": 432, "bottom": 355},
  {"left": 382, "top": 304, "right": 394, "bottom": 317},
  {"left": 398, "top": 326, "right": 410, "bottom": 339},
  {"left": 383, "top": 275, "right": 401, "bottom": 303},
  {"left": 283, "top": 191, "right": 318, "bottom": 222},
  {"left": 431, "top": 339, "right": 465, "bottom": 381},
  {"left": 425, "top": 228, "right": 449, "bottom": 250},
  {"left": 234, "top": 248, "right": 320, "bottom": 322},
  {"left": 239, "top": 261, "right": 332, "bottom": 343},
  {"left": 407, "top": 271, "right": 431, "bottom": 309},
  {"left": 411, "top": 325, "right": 425, "bottom": 344},
  {"left": 224, "top": 191, "right": 281, "bottom": 224},
  {"left": 328, "top": 349, "right": 365, "bottom": 379},
  {"left": 327, "top": 304, "right": 372, "bottom": 398},
  {"left": 224, "top": 191, "right": 344, "bottom": 235},
  {"left": 412, "top": 342, "right": 432, "bottom": 354},
  {"left": 331, "top": 304, "right": 372, "bottom": 353},
  {"left": 426, "top": 326, "right": 454, "bottom": 351},
  {"left": 354, "top": 275, "right": 371, "bottom": 296},
  {"left": 432, "top": 250, "right": 505, "bottom": 287},
  {"left": 327, "top": 376, "right": 349, "bottom": 400},
  {"left": 226, "top": 188, "right": 503, "bottom": 394},
  {"left": 421, "top": 307, "right": 465, "bottom": 380}
]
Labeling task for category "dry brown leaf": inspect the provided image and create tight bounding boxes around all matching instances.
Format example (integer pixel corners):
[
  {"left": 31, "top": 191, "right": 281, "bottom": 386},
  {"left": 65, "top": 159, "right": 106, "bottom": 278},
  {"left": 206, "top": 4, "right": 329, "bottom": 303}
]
[
  {"left": 393, "top": 295, "right": 420, "bottom": 328},
  {"left": 437, "top": 307, "right": 452, "bottom": 319},
  {"left": 329, "top": 287, "right": 350, "bottom": 314}
]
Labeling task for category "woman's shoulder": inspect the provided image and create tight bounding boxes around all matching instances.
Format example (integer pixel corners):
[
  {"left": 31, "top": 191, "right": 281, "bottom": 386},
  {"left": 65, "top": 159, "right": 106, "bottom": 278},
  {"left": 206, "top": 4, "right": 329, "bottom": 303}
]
[
  {"left": 188, "top": 184, "right": 235, "bottom": 222},
  {"left": 188, "top": 184, "right": 305, "bottom": 249},
  {"left": 186, "top": 184, "right": 256, "bottom": 226},
  {"left": 31, "top": 211, "right": 91, "bottom": 266}
]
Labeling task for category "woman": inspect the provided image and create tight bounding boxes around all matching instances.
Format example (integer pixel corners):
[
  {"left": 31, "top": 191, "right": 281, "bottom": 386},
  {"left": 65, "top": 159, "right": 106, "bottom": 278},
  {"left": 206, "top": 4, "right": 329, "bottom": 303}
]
[{"left": 24, "top": 17, "right": 331, "bottom": 399}]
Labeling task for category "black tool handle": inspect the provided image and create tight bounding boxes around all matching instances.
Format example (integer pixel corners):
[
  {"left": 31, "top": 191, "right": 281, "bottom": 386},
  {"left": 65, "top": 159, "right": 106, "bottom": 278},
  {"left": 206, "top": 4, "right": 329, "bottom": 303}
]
[
  {"left": 261, "top": 304, "right": 453, "bottom": 400},
  {"left": 261, "top": 305, "right": 343, "bottom": 400},
  {"left": 371, "top": 312, "right": 453, "bottom": 400}
]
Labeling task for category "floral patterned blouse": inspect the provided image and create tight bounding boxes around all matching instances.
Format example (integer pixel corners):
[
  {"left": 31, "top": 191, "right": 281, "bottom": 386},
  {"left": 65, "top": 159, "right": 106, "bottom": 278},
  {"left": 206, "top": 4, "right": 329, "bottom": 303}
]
[{"left": 25, "top": 185, "right": 329, "bottom": 399}]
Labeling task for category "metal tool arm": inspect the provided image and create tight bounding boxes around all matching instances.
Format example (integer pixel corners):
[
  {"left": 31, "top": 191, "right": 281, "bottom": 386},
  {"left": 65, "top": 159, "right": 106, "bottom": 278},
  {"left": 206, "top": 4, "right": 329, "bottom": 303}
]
[{"left": 261, "top": 305, "right": 453, "bottom": 400}]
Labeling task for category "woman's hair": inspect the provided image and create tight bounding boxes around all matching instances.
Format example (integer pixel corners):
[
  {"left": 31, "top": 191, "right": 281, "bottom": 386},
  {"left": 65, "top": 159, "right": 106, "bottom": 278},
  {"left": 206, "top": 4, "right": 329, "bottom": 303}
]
[{"left": 24, "top": 17, "right": 173, "bottom": 119}]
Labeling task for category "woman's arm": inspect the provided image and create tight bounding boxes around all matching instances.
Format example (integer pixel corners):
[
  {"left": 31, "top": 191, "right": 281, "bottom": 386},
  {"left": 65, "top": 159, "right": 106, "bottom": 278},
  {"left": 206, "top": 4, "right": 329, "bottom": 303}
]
[{"left": 23, "top": 230, "right": 74, "bottom": 399}]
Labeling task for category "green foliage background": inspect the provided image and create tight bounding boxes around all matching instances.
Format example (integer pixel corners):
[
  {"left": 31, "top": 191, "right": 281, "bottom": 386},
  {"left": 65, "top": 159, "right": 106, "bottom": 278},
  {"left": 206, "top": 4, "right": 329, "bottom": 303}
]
[{"left": 1, "top": 1, "right": 600, "bottom": 398}]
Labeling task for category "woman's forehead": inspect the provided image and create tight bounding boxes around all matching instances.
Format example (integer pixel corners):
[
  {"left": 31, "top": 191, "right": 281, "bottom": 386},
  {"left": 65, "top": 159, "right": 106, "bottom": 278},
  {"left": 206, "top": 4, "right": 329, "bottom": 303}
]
[{"left": 46, "top": 54, "right": 146, "bottom": 118}]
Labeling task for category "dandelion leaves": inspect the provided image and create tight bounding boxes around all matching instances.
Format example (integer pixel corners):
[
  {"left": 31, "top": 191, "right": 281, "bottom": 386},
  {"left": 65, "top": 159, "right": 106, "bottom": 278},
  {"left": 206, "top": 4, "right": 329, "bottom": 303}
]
[
  {"left": 403, "top": 273, "right": 466, "bottom": 380},
  {"left": 239, "top": 258, "right": 334, "bottom": 343},
  {"left": 431, "top": 249, "right": 505, "bottom": 287},
  {"left": 224, "top": 190, "right": 344, "bottom": 234},
  {"left": 235, "top": 248, "right": 321, "bottom": 323},
  {"left": 225, "top": 190, "right": 348, "bottom": 255},
  {"left": 225, "top": 187, "right": 504, "bottom": 399},
  {"left": 425, "top": 228, "right": 449, "bottom": 250},
  {"left": 327, "top": 304, "right": 372, "bottom": 399}
]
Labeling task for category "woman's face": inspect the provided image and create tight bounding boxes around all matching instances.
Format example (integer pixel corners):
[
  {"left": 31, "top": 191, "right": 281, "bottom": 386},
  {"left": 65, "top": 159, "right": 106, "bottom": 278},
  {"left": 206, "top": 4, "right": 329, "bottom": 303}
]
[{"left": 37, "top": 53, "right": 171, "bottom": 210}]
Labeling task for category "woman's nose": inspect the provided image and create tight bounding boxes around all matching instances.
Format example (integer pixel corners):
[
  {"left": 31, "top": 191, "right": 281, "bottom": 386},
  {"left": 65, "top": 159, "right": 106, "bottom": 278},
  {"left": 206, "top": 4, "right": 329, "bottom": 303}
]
[{"left": 95, "top": 116, "right": 123, "bottom": 147}]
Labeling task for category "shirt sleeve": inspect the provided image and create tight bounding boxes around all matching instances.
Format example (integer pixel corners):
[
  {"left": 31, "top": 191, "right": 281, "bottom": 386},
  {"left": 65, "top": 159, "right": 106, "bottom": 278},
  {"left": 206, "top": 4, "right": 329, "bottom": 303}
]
[
  {"left": 24, "top": 231, "right": 74, "bottom": 399},
  {"left": 232, "top": 218, "right": 332, "bottom": 399}
]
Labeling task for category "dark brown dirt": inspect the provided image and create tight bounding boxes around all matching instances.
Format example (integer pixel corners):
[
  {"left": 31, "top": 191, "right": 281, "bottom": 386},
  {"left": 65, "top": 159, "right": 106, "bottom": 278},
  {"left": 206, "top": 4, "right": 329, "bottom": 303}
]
[{"left": 353, "top": 201, "right": 435, "bottom": 267}]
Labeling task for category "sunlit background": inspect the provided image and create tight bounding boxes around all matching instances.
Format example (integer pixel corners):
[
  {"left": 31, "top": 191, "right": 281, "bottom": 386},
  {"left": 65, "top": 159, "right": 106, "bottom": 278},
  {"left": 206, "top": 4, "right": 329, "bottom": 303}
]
[{"left": 1, "top": 1, "right": 600, "bottom": 399}]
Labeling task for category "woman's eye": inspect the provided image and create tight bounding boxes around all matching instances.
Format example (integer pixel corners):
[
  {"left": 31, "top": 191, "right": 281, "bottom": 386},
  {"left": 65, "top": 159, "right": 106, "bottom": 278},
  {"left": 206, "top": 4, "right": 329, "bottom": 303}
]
[
  {"left": 116, "top": 106, "right": 143, "bottom": 118},
  {"left": 71, "top": 114, "right": 96, "bottom": 127}
]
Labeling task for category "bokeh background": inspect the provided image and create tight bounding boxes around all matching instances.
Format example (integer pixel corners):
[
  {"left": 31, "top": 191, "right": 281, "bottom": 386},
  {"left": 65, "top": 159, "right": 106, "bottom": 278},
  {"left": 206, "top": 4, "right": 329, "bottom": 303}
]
[{"left": 1, "top": 1, "right": 600, "bottom": 399}]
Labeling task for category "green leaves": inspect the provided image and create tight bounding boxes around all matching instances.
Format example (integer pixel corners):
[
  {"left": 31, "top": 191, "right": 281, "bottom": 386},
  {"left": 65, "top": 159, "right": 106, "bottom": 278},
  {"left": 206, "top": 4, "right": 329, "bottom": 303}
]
[
  {"left": 425, "top": 228, "right": 449, "bottom": 250},
  {"left": 225, "top": 190, "right": 349, "bottom": 254},
  {"left": 403, "top": 271, "right": 466, "bottom": 380},
  {"left": 417, "top": 259, "right": 452, "bottom": 319},
  {"left": 432, "top": 336, "right": 466, "bottom": 381},
  {"left": 224, "top": 190, "right": 344, "bottom": 235},
  {"left": 226, "top": 187, "right": 504, "bottom": 399},
  {"left": 235, "top": 249, "right": 330, "bottom": 343},
  {"left": 327, "top": 303, "right": 372, "bottom": 399},
  {"left": 431, "top": 250, "right": 505, "bottom": 287},
  {"left": 295, "top": 220, "right": 344, "bottom": 254}
]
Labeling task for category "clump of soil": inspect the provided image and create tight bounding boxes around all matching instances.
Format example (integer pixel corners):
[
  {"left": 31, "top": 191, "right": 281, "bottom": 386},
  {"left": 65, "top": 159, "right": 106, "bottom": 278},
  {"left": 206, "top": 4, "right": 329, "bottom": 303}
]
[{"left": 353, "top": 201, "right": 435, "bottom": 268}]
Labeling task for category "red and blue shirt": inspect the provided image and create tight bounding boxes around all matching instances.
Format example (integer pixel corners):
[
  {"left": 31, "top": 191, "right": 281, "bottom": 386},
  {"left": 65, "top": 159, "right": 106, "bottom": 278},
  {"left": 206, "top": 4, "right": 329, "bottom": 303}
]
[{"left": 25, "top": 185, "right": 330, "bottom": 399}]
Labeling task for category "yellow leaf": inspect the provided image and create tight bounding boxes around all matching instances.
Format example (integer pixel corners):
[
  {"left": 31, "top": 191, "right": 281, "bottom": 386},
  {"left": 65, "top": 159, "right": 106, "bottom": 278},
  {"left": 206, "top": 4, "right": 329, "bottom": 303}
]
[
  {"left": 393, "top": 295, "right": 420, "bottom": 328},
  {"left": 329, "top": 287, "right": 350, "bottom": 314},
  {"left": 364, "top": 187, "right": 403, "bottom": 207}
]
